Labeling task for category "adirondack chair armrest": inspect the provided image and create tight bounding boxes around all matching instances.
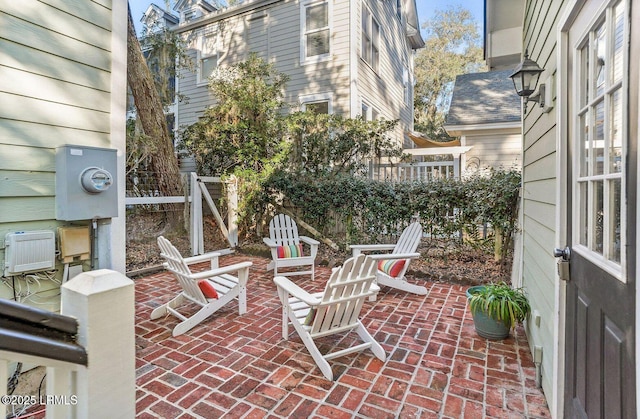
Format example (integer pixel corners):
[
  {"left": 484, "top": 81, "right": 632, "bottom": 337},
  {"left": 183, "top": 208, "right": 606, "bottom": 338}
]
[
  {"left": 299, "top": 236, "right": 320, "bottom": 246},
  {"left": 263, "top": 237, "right": 277, "bottom": 248},
  {"left": 189, "top": 261, "right": 253, "bottom": 282},
  {"left": 273, "top": 276, "right": 321, "bottom": 306},
  {"left": 183, "top": 252, "right": 222, "bottom": 266},
  {"left": 366, "top": 252, "right": 421, "bottom": 261},
  {"left": 350, "top": 244, "right": 396, "bottom": 256}
]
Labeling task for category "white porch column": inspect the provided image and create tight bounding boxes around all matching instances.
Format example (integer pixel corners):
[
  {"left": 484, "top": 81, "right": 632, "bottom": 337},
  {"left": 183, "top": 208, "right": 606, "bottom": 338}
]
[{"left": 61, "top": 270, "right": 135, "bottom": 419}]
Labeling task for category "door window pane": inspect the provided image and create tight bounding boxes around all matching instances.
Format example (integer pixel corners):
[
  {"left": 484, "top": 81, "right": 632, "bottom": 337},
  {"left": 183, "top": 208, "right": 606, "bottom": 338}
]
[
  {"left": 579, "top": 181, "right": 589, "bottom": 246},
  {"left": 609, "top": 178, "right": 621, "bottom": 262},
  {"left": 594, "top": 23, "right": 606, "bottom": 97},
  {"left": 594, "top": 100, "right": 605, "bottom": 175},
  {"left": 612, "top": 2, "right": 624, "bottom": 84},
  {"left": 594, "top": 180, "right": 604, "bottom": 254},
  {"left": 580, "top": 45, "right": 589, "bottom": 107},
  {"left": 610, "top": 89, "right": 622, "bottom": 173},
  {"left": 579, "top": 113, "right": 589, "bottom": 177}
]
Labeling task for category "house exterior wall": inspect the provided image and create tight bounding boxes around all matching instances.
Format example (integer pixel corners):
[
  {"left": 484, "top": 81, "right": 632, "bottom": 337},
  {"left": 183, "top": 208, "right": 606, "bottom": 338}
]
[
  {"left": 172, "top": 0, "right": 417, "bottom": 160},
  {"left": 459, "top": 131, "right": 522, "bottom": 172},
  {"left": 357, "top": 0, "right": 415, "bottom": 147},
  {"left": 0, "top": 0, "right": 127, "bottom": 309},
  {"left": 518, "top": 0, "right": 564, "bottom": 413}
]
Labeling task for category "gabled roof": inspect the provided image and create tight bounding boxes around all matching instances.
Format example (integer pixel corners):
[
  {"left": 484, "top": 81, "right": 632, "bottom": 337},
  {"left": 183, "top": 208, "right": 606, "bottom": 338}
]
[
  {"left": 174, "top": 0, "right": 218, "bottom": 13},
  {"left": 404, "top": 0, "right": 425, "bottom": 49},
  {"left": 142, "top": 3, "right": 179, "bottom": 27},
  {"left": 445, "top": 69, "right": 521, "bottom": 127}
]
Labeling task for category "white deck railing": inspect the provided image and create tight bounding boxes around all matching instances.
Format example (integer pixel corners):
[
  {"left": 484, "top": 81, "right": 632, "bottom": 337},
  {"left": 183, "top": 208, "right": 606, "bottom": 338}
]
[
  {"left": 0, "top": 270, "right": 135, "bottom": 419},
  {"left": 369, "top": 161, "right": 458, "bottom": 181}
]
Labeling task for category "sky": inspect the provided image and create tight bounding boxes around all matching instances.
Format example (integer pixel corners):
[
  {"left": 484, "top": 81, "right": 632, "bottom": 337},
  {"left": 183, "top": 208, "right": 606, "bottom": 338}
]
[{"left": 127, "top": 0, "right": 484, "bottom": 37}]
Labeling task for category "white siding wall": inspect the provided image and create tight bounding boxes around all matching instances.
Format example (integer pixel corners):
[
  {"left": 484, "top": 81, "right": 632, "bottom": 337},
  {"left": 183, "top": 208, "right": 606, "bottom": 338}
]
[
  {"left": 357, "top": 0, "right": 414, "bottom": 146},
  {"left": 519, "top": 0, "right": 564, "bottom": 411},
  {"left": 462, "top": 132, "right": 522, "bottom": 172},
  {"left": 0, "top": 0, "right": 121, "bottom": 309},
  {"left": 175, "top": 0, "right": 352, "bottom": 134},
  {"left": 175, "top": 0, "right": 415, "bottom": 151}
]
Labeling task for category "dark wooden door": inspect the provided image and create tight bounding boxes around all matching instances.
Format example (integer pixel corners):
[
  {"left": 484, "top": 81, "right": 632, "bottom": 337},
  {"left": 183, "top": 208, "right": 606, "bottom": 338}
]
[{"left": 563, "top": 0, "right": 636, "bottom": 417}]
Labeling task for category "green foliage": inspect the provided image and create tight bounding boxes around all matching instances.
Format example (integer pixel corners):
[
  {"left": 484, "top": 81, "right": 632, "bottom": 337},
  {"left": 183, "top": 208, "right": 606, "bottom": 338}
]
[
  {"left": 140, "top": 26, "right": 193, "bottom": 108},
  {"left": 285, "top": 112, "right": 408, "bottom": 177},
  {"left": 262, "top": 169, "right": 521, "bottom": 254},
  {"left": 414, "top": 5, "right": 486, "bottom": 140},
  {"left": 178, "top": 53, "right": 290, "bottom": 175},
  {"left": 469, "top": 282, "right": 531, "bottom": 330}
]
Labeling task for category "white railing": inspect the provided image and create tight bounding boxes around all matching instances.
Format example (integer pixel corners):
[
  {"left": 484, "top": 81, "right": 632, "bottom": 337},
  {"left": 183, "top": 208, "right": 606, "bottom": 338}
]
[
  {"left": 0, "top": 270, "right": 135, "bottom": 418},
  {"left": 369, "top": 161, "right": 458, "bottom": 181}
]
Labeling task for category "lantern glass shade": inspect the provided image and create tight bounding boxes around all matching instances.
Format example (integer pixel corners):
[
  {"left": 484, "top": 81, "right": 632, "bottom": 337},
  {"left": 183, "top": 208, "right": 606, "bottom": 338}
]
[{"left": 509, "top": 52, "right": 544, "bottom": 97}]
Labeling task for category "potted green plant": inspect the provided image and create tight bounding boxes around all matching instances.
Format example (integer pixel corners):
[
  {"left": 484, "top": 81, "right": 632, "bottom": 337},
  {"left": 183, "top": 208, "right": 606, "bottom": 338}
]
[{"left": 466, "top": 282, "right": 531, "bottom": 340}]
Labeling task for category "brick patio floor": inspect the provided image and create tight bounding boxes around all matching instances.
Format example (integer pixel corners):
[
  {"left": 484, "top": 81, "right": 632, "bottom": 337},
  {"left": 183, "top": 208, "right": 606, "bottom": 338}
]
[{"left": 134, "top": 254, "right": 551, "bottom": 418}]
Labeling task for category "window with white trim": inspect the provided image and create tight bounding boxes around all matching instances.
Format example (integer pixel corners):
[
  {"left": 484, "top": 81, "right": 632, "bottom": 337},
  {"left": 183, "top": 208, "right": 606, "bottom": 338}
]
[
  {"left": 361, "top": 6, "right": 380, "bottom": 72},
  {"left": 361, "top": 101, "right": 378, "bottom": 121},
  {"left": 300, "top": 93, "right": 333, "bottom": 114},
  {"left": 301, "top": 0, "right": 330, "bottom": 63},
  {"left": 198, "top": 32, "right": 218, "bottom": 85},
  {"left": 574, "top": 0, "right": 627, "bottom": 266},
  {"left": 402, "top": 67, "right": 410, "bottom": 106}
]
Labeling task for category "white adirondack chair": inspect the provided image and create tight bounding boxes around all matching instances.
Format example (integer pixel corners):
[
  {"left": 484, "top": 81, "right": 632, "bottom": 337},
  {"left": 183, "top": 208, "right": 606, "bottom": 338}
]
[
  {"left": 273, "top": 254, "right": 385, "bottom": 380},
  {"left": 151, "top": 236, "right": 252, "bottom": 337},
  {"left": 349, "top": 222, "right": 426, "bottom": 296},
  {"left": 263, "top": 213, "right": 319, "bottom": 280}
]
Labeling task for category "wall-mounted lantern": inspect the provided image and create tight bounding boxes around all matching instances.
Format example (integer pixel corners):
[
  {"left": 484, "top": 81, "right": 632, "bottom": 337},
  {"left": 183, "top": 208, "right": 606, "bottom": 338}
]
[{"left": 510, "top": 50, "right": 545, "bottom": 110}]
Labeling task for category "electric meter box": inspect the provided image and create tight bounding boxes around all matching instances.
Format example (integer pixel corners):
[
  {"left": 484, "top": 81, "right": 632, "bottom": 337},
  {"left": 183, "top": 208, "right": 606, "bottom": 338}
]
[{"left": 56, "top": 145, "right": 118, "bottom": 221}]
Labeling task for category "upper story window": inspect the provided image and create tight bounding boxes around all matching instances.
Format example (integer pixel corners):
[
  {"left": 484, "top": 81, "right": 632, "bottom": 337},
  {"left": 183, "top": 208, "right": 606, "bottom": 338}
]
[
  {"left": 183, "top": 8, "right": 199, "bottom": 23},
  {"left": 301, "top": 0, "right": 331, "bottom": 64},
  {"left": 300, "top": 92, "right": 333, "bottom": 114},
  {"left": 198, "top": 32, "right": 218, "bottom": 85},
  {"left": 361, "top": 6, "right": 380, "bottom": 72},
  {"left": 402, "top": 67, "right": 410, "bottom": 106}
]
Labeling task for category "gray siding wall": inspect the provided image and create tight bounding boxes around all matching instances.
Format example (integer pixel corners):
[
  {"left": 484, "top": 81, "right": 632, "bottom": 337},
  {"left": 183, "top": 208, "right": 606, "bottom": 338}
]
[
  {"left": 519, "top": 0, "right": 564, "bottom": 408},
  {"left": 0, "top": 0, "right": 116, "bottom": 309},
  {"left": 176, "top": 0, "right": 351, "bottom": 131},
  {"left": 175, "top": 0, "right": 416, "bottom": 155}
]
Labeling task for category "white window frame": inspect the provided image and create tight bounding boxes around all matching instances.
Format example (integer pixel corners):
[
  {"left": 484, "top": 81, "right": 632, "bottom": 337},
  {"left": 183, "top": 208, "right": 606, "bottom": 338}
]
[
  {"left": 300, "top": 92, "right": 333, "bottom": 114},
  {"left": 197, "top": 30, "right": 218, "bottom": 86},
  {"left": 402, "top": 67, "right": 410, "bottom": 106},
  {"left": 571, "top": 0, "right": 628, "bottom": 280},
  {"left": 300, "top": 0, "right": 331, "bottom": 65},
  {"left": 361, "top": 100, "right": 379, "bottom": 121},
  {"left": 361, "top": 4, "right": 380, "bottom": 72}
]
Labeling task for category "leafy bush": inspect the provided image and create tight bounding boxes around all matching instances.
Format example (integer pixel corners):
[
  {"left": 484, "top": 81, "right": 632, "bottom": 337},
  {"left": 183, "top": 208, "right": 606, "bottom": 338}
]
[{"left": 262, "top": 168, "right": 521, "bottom": 262}]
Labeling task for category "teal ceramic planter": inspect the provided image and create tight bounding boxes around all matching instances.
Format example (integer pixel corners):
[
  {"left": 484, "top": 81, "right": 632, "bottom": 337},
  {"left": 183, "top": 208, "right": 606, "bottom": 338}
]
[{"left": 466, "top": 285, "right": 510, "bottom": 340}]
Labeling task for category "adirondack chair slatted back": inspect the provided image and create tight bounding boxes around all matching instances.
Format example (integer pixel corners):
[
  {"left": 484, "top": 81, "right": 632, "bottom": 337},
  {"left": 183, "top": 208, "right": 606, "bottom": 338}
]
[
  {"left": 157, "top": 236, "right": 207, "bottom": 305},
  {"left": 309, "top": 255, "right": 377, "bottom": 336},
  {"left": 391, "top": 222, "right": 422, "bottom": 255},
  {"left": 270, "top": 214, "right": 300, "bottom": 246}
]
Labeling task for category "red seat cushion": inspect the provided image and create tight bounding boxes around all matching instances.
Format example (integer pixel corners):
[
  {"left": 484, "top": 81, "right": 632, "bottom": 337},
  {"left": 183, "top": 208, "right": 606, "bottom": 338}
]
[
  {"left": 276, "top": 244, "right": 304, "bottom": 258},
  {"left": 377, "top": 259, "right": 406, "bottom": 278},
  {"left": 198, "top": 280, "right": 219, "bottom": 299}
]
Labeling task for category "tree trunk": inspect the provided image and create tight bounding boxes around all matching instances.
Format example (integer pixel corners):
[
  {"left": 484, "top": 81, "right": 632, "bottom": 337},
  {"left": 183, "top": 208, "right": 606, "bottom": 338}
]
[{"left": 126, "top": 4, "right": 183, "bottom": 229}]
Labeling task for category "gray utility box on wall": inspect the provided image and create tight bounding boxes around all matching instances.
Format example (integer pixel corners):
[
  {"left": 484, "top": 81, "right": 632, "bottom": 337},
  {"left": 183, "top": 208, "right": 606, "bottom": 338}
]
[{"left": 56, "top": 145, "right": 118, "bottom": 221}]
